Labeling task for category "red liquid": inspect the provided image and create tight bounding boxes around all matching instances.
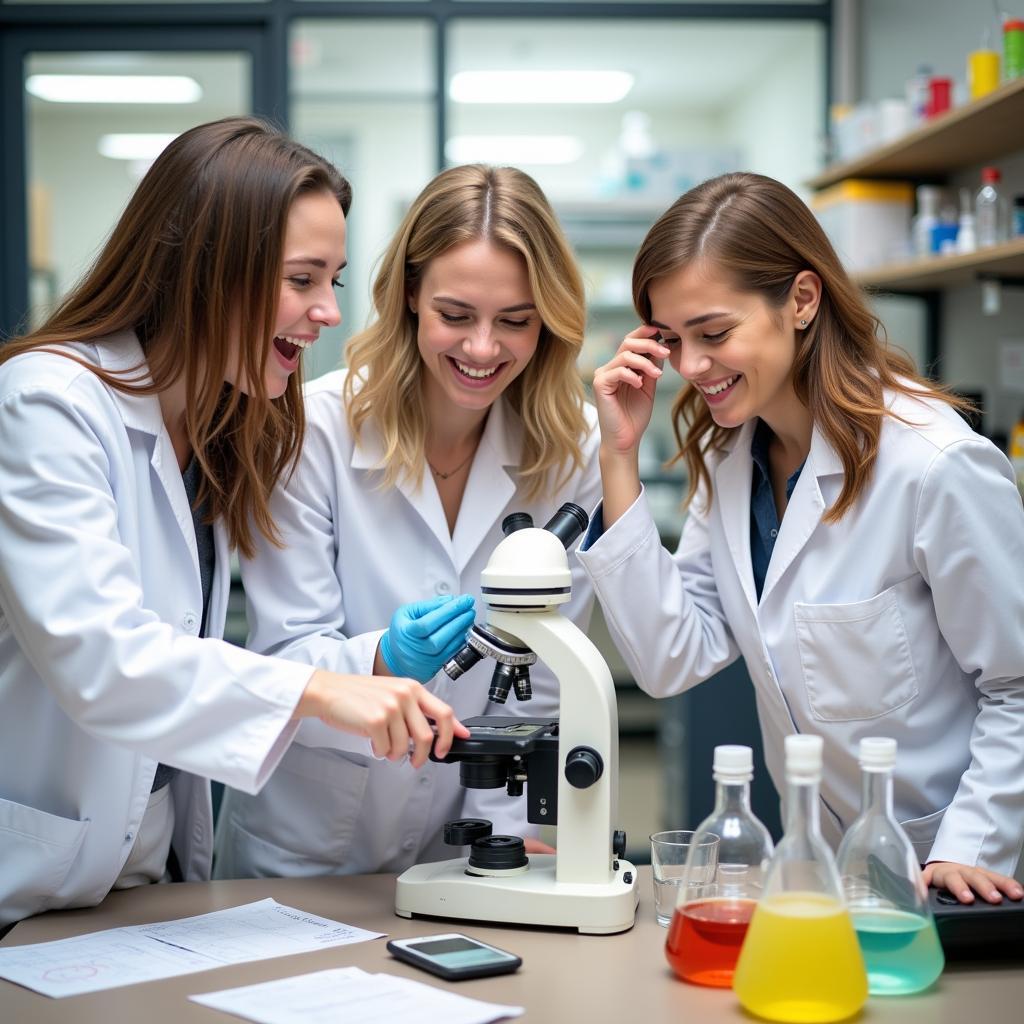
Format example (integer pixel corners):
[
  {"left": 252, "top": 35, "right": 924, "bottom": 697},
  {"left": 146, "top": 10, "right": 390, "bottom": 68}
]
[{"left": 665, "top": 897, "right": 756, "bottom": 987}]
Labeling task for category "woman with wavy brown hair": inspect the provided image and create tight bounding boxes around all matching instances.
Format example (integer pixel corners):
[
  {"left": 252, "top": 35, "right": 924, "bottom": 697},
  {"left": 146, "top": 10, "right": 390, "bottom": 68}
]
[
  {"left": 580, "top": 172, "right": 1024, "bottom": 904},
  {"left": 0, "top": 117, "right": 464, "bottom": 930},
  {"left": 214, "top": 164, "right": 602, "bottom": 880}
]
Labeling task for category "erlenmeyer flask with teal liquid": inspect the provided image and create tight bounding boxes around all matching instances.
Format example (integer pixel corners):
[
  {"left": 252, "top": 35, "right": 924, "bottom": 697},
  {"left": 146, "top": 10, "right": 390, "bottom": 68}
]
[
  {"left": 733, "top": 734, "right": 867, "bottom": 1023},
  {"left": 836, "top": 737, "right": 944, "bottom": 995}
]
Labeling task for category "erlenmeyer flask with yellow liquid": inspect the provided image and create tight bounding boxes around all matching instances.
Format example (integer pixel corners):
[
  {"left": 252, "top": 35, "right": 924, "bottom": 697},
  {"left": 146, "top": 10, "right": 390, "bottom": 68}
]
[
  {"left": 733, "top": 735, "right": 867, "bottom": 1023},
  {"left": 836, "top": 738, "right": 944, "bottom": 995}
]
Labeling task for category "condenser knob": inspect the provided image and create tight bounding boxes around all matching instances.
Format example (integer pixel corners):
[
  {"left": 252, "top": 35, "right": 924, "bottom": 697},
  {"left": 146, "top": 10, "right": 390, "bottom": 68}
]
[{"left": 564, "top": 746, "right": 604, "bottom": 789}]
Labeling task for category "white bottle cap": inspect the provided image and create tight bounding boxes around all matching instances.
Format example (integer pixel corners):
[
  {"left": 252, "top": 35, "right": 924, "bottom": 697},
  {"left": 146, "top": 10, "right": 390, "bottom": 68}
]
[
  {"left": 713, "top": 745, "right": 753, "bottom": 781},
  {"left": 785, "top": 734, "right": 823, "bottom": 780},
  {"left": 859, "top": 736, "right": 897, "bottom": 771}
]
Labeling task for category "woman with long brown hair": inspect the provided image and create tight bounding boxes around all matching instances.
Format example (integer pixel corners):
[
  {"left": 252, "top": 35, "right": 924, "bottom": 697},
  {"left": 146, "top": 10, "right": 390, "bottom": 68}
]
[
  {"left": 580, "top": 172, "right": 1024, "bottom": 903},
  {"left": 214, "top": 164, "right": 601, "bottom": 880},
  {"left": 0, "top": 117, "right": 464, "bottom": 929}
]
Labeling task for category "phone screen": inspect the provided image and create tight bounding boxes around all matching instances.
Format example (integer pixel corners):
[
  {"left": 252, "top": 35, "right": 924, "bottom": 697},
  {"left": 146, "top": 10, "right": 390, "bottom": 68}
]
[{"left": 406, "top": 937, "right": 515, "bottom": 968}]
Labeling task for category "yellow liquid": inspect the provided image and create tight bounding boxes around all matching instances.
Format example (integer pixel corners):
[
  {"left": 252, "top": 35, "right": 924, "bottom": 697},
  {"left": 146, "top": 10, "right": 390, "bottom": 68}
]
[{"left": 733, "top": 892, "right": 868, "bottom": 1023}]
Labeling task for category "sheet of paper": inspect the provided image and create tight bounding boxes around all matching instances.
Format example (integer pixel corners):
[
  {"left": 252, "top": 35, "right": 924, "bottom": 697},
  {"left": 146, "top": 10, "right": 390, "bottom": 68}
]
[
  {"left": 190, "top": 966, "right": 525, "bottom": 1024},
  {"left": 0, "top": 899, "right": 383, "bottom": 998}
]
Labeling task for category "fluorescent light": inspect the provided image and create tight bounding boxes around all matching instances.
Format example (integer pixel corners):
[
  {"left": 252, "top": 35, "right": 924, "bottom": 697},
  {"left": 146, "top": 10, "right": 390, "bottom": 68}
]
[
  {"left": 27, "top": 74, "right": 201, "bottom": 104},
  {"left": 450, "top": 70, "right": 633, "bottom": 105},
  {"left": 99, "top": 133, "right": 179, "bottom": 161},
  {"left": 445, "top": 135, "right": 584, "bottom": 166}
]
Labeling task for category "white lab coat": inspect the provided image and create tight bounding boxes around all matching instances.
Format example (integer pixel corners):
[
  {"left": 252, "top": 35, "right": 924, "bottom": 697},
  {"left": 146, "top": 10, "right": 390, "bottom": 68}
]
[
  {"left": 578, "top": 389, "right": 1024, "bottom": 874},
  {"left": 0, "top": 333, "right": 313, "bottom": 928},
  {"left": 214, "top": 370, "right": 601, "bottom": 878}
]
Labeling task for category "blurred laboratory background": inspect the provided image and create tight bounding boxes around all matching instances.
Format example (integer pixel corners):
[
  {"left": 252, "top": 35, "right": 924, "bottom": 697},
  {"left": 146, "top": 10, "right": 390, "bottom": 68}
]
[{"left": 3, "top": 0, "right": 1024, "bottom": 861}]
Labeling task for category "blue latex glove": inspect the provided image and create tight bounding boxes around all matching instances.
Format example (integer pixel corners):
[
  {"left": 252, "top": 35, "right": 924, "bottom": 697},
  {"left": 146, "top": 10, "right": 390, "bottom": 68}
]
[{"left": 379, "top": 594, "right": 476, "bottom": 682}]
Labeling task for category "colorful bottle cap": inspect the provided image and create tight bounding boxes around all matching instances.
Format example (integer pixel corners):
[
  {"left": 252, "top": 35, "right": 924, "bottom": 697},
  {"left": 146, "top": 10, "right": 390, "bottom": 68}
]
[
  {"left": 858, "top": 736, "right": 897, "bottom": 771},
  {"left": 713, "top": 744, "right": 753, "bottom": 781},
  {"left": 785, "top": 734, "right": 823, "bottom": 779}
]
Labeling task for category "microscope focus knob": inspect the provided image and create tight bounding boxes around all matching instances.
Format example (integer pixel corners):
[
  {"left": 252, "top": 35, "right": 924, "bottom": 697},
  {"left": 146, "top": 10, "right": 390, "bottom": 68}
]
[{"left": 564, "top": 746, "right": 604, "bottom": 789}]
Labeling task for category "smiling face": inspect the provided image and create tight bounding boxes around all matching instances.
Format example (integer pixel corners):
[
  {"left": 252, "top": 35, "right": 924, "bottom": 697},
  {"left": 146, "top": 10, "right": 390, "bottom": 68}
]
[
  {"left": 227, "top": 189, "right": 347, "bottom": 400},
  {"left": 411, "top": 238, "right": 542, "bottom": 416},
  {"left": 648, "top": 261, "right": 808, "bottom": 431}
]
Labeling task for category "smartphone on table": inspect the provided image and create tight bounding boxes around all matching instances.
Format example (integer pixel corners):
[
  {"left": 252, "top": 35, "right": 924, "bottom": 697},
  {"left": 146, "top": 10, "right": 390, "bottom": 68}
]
[{"left": 386, "top": 932, "right": 522, "bottom": 981}]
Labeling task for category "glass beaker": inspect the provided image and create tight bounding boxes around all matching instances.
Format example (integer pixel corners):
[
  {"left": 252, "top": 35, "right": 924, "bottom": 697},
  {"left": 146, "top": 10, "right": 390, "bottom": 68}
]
[
  {"left": 837, "top": 737, "right": 944, "bottom": 995},
  {"left": 666, "top": 745, "right": 774, "bottom": 987},
  {"left": 650, "top": 830, "right": 719, "bottom": 927},
  {"left": 733, "top": 734, "right": 867, "bottom": 1023}
]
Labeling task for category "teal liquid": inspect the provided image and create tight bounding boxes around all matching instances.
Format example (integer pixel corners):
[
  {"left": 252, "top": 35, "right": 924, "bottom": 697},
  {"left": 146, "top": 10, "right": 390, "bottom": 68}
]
[{"left": 853, "top": 909, "right": 944, "bottom": 995}]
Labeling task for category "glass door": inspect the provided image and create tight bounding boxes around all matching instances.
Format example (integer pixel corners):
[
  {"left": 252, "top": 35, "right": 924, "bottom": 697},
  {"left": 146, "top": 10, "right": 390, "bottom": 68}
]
[{"left": 2, "top": 26, "right": 267, "bottom": 336}]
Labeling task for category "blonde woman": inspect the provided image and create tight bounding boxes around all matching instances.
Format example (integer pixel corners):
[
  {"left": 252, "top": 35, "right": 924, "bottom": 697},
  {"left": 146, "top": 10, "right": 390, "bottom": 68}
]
[
  {"left": 582, "top": 172, "right": 1024, "bottom": 903},
  {"left": 215, "top": 165, "right": 601, "bottom": 878}
]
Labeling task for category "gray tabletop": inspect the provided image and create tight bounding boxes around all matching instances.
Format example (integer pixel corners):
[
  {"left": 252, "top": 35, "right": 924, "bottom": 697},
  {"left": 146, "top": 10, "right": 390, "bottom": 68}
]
[{"left": 2, "top": 868, "right": 1022, "bottom": 1023}]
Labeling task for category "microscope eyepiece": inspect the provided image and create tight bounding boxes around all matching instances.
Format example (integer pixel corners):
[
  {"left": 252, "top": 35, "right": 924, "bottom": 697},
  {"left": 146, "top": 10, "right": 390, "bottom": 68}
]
[
  {"left": 542, "top": 501, "right": 589, "bottom": 550},
  {"left": 501, "top": 512, "right": 534, "bottom": 536}
]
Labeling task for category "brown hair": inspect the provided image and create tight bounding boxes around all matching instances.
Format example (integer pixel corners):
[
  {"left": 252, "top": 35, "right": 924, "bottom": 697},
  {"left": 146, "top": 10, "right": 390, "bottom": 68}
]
[
  {"left": 344, "top": 164, "right": 588, "bottom": 500},
  {"left": 1, "top": 116, "right": 351, "bottom": 557},
  {"left": 633, "top": 172, "right": 969, "bottom": 522}
]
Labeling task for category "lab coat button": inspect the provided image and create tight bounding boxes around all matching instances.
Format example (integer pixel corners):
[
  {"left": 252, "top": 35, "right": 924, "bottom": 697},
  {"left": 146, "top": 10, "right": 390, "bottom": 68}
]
[
  {"left": 182, "top": 611, "right": 199, "bottom": 631},
  {"left": 770, "top": 528, "right": 778, "bottom": 538},
  {"left": 402, "top": 838, "right": 416, "bottom": 852},
  {"left": 435, "top": 581, "right": 452, "bottom": 595},
  {"left": 124, "top": 833, "right": 133, "bottom": 844}
]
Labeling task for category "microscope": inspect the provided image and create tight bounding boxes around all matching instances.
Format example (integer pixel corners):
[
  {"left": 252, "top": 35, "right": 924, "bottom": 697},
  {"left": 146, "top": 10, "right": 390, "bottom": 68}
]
[{"left": 394, "top": 503, "right": 639, "bottom": 934}]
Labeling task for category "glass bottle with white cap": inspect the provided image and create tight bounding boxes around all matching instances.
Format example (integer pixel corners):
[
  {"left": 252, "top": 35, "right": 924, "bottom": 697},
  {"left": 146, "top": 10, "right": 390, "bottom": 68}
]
[
  {"left": 733, "top": 734, "right": 867, "bottom": 1023},
  {"left": 836, "top": 737, "right": 944, "bottom": 995},
  {"left": 665, "top": 744, "right": 775, "bottom": 987}
]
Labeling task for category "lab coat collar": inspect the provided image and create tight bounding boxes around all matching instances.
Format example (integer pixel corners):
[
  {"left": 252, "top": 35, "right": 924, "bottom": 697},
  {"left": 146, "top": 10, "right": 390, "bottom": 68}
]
[
  {"left": 349, "top": 395, "right": 520, "bottom": 571},
  {"left": 91, "top": 331, "right": 165, "bottom": 436},
  {"left": 715, "top": 419, "right": 758, "bottom": 616},
  {"left": 93, "top": 331, "right": 202, "bottom": 579},
  {"left": 715, "top": 419, "right": 844, "bottom": 611},
  {"left": 759, "top": 423, "right": 843, "bottom": 604}
]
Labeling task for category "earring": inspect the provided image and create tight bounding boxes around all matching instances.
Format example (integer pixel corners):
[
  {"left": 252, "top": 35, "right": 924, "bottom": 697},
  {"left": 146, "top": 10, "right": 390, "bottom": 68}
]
[{"left": 799, "top": 319, "right": 808, "bottom": 327}]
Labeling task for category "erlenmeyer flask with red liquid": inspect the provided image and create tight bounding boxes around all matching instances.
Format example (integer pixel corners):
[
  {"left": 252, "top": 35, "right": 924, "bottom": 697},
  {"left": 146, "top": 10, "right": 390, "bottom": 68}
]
[{"left": 665, "top": 745, "right": 774, "bottom": 987}]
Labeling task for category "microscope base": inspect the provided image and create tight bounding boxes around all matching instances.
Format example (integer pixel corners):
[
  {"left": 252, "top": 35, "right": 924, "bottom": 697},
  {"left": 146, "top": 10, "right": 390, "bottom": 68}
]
[{"left": 394, "top": 854, "right": 639, "bottom": 934}]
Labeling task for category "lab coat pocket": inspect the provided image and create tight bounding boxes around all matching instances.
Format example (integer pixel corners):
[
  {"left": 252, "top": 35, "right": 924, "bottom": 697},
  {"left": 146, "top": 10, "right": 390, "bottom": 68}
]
[
  {"left": 900, "top": 806, "right": 947, "bottom": 865},
  {"left": 794, "top": 586, "right": 919, "bottom": 722},
  {"left": 219, "top": 744, "right": 371, "bottom": 877},
  {"left": 0, "top": 797, "right": 90, "bottom": 918}
]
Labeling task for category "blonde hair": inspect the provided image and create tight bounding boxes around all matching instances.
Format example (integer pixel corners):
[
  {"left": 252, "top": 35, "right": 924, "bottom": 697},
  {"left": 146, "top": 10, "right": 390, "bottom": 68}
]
[
  {"left": 2, "top": 117, "right": 351, "bottom": 558},
  {"left": 344, "top": 164, "right": 588, "bottom": 500},
  {"left": 633, "top": 172, "right": 970, "bottom": 522}
]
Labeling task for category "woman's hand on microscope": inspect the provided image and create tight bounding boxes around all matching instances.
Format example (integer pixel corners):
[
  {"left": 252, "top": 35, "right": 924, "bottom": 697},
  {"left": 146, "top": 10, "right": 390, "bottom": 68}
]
[
  {"left": 523, "top": 837, "right": 556, "bottom": 855},
  {"left": 377, "top": 594, "right": 477, "bottom": 682},
  {"left": 298, "top": 670, "right": 470, "bottom": 767}
]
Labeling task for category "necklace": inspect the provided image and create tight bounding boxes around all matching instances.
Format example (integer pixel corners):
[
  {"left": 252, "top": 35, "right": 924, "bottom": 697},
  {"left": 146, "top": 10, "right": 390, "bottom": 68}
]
[{"left": 427, "top": 449, "right": 475, "bottom": 480}]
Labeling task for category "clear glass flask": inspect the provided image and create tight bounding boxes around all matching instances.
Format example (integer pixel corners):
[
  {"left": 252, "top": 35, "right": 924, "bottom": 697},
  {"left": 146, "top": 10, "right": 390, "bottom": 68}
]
[
  {"left": 836, "top": 737, "right": 944, "bottom": 995},
  {"left": 665, "top": 745, "right": 775, "bottom": 987},
  {"left": 733, "top": 735, "right": 867, "bottom": 1023}
]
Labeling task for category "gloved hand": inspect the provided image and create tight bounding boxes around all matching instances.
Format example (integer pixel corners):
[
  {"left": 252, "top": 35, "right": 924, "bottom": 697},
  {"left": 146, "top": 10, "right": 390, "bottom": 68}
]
[{"left": 379, "top": 594, "right": 476, "bottom": 683}]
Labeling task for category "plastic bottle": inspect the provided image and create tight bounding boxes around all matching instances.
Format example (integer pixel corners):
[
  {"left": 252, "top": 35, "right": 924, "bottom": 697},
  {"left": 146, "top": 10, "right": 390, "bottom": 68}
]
[
  {"left": 968, "top": 42, "right": 1001, "bottom": 100},
  {"left": 665, "top": 745, "right": 775, "bottom": 988},
  {"left": 733, "top": 735, "right": 867, "bottom": 1023},
  {"left": 1005, "top": 17, "right": 1024, "bottom": 79},
  {"left": 912, "top": 186, "right": 942, "bottom": 258},
  {"left": 976, "top": 167, "right": 1008, "bottom": 247},
  {"left": 905, "top": 64, "right": 933, "bottom": 125},
  {"left": 956, "top": 188, "right": 977, "bottom": 254},
  {"left": 836, "top": 738, "right": 944, "bottom": 995}
]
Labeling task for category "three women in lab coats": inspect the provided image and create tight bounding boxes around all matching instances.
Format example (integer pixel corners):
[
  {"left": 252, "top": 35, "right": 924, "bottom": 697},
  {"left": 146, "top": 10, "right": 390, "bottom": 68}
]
[
  {"left": 214, "top": 164, "right": 602, "bottom": 878},
  {"left": 0, "top": 117, "right": 464, "bottom": 928},
  {"left": 581, "top": 172, "right": 1024, "bottom": 903}
]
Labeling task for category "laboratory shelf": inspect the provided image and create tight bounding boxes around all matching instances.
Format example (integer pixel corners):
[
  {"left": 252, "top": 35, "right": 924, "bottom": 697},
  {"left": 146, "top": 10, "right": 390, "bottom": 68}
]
[
  {"left": 853, "top": 236, "right": 1024, "bottom": 292},
  {"left": 808, "top": 77, "right": 1024, "bottom": 189}
]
